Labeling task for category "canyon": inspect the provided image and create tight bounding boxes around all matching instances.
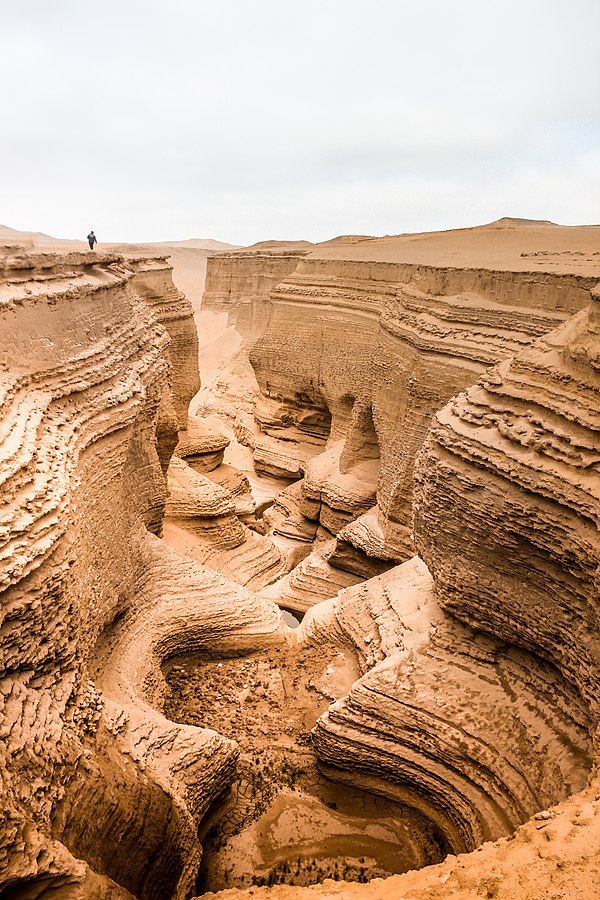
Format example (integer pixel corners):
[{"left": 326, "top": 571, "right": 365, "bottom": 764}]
[{"left": 0, "top": 219, "right": 599, "bottom": 900}]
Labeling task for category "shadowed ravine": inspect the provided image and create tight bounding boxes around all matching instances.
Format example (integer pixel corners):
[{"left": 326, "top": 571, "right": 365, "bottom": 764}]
[{"left": 163, "top": 643, "right": 450, "bottom": 892}]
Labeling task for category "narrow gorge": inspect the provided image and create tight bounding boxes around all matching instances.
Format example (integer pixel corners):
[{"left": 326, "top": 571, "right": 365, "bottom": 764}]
[{"left": 0, "top": 220, "right": 599, "bottom": 900}]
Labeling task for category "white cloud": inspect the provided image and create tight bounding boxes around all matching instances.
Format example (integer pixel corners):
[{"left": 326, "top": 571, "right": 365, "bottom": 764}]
[{"left": 1, "top": 0, "right": 598, "bottom": 242}]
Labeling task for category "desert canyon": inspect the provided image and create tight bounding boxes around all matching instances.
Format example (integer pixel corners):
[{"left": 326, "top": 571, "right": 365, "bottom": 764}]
[{"left": 0, "top": 218, "right": 599, "bottom": 900}]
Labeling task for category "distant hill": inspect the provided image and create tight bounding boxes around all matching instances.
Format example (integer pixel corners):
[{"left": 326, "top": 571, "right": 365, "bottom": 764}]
[
  {"left": 485, "top": 217, "right": 557, "bottom": 227},
  {"left": 241, "top": 239, "right": 314, "bottom": 252},
  {"left": 0, "top": 224, "right": 77, "bottom": 246},
  {"left": 316, "top": 234, "right": 375, "bottom": 247},
  {"left": 155, "top": 238, "right": 239, "bottom": 251},
  {"left": 0, "top": 224, "right": 239, "bottom": 253}
]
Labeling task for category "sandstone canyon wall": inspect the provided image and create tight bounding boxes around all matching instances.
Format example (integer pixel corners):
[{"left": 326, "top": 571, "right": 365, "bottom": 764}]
[
  {"left": 414, "top": 286, "right": 600, "bottom": 714},
  {"left": 2, "top": 222, "right": 600, "bottom": 900},
  {"left": 297, "top": 283, "right": 599, "bottom": 856},
  {"left": 0, "top": 248, "right": 286, "bottom": 898},
  {"left": 201, "top": 249, "right": 309, "bottom": 348},
  {"left": 249, "top": 257, "right": 595, "bottom": 566},
  {"left": 199, "top": 246, "right": 338, "bottom": 474}
]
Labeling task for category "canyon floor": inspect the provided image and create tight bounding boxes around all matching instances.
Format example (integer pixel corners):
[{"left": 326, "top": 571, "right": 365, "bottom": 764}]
[{"left": 163, "top": 643, "right": 446, "bottom": 892}]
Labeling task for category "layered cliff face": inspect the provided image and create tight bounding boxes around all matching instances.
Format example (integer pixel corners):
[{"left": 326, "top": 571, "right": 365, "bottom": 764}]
[
  {"left": 202, "top": 249, "right": 308, "bottom": 346},
  {"left": 199, "top": 248, "right": 324, "bottom": 480},
  {"left": 0, "top": 248, "right": 287, "bottom": 898},
  {"left": 127, "top": 254, "right": 201, "bottom": 429},
  {"left": 296, "top": 290, "right": 599, "bottom": 843},
  {"left": 199, "top": 227, "right": 598, "bottom": 619},
  {"left": 189, "top": 227, "right": 600, "bottom": 899},
  {"left": 414, "top": 286, "right": 600, "bottom": 715},
  {"left": 249, "top": 257, "right": 595, "bottom": 566},
  {"left": 308, "top": 558, "right": 592, "bottom": 853}
]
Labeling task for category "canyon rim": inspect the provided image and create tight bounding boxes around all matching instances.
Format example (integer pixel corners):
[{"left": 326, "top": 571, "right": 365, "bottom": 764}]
[{"left": 0, "top": 218, "right": 599, "bottom": 900}]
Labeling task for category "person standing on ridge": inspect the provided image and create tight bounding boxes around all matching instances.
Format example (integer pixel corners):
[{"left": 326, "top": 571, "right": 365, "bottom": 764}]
[{"left": 87, "top": 230, "right": 97, "bottom": 250}]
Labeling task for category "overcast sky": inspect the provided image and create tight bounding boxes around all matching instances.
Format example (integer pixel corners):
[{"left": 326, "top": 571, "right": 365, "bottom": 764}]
[{"left": 2, "top": 0, "right": 599, "bottom": 244}]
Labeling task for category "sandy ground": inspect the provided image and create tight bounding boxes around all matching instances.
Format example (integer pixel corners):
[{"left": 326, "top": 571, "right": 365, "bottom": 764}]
[{"left": 307, "top": 218, "right": 600, "bottom": 275}]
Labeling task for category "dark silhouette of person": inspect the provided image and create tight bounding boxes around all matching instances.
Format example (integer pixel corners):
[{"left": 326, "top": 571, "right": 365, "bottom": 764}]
[{"left": 87, "top": 230, "right": 97, "bottom": 250}]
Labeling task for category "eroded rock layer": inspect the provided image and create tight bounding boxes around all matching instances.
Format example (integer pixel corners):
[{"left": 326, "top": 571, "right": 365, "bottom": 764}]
[
  {"left": 414, "top": 287, "right": 600, "bottom": 715},
  {"left": 175, "top": 414, "right": 230, "bottom": 472},
  {"left": 198, "top": 249, "right": 310, "bottom": 422},
  {"left": 194, "top": 229, "right": 600, "bottom": 900},
  {"left": 249, "top": 256, "right": 595, "bottom": 563},
  {"left": 307, "top": 559, "right": 592, "bottom": 852},
  {"left": 194, "top": 233, "right": 600, "bottom": 900},
  {"left": 202, "top": 249, "right": 308, "bottom": 346}
]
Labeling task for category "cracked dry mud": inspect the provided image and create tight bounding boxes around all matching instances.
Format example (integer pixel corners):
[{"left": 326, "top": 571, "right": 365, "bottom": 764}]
[{"left": 163, "top": 643, "right": 448, "bottom": 892}]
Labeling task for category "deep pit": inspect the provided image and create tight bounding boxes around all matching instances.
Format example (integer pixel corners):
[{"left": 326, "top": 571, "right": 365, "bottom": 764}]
[{"left": 163, "top": 644, "right": 450, "bottom": 892}]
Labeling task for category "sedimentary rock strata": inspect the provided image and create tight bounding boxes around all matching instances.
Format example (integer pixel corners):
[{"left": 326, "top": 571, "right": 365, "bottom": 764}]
[
  {"left": 164, "top": 516, "right": 288, "bottom": 591},
  {"left": 196, "top": 249, "right": 311, "bottom": 433},
  {"left": 261, "top": 539, "right": 363, "bottom": 614},
  {"left": 249, "top": 255, "right": 595, "bottom": 563},
  {"left": 299, "top": 441, "right": 379, "bottom": 537},
  {"left": 166, "top": 456, "right": 246, "bottom": 549},
  {"left": 414, "top": 285, "right": 600, "bottom": 715},
  {"left": 176, "top": 414, "right": 230, "bottom": 472},
  {"left": 2, "top": 223, "right": 600, "bottom": 900},
  {"left": 0, "top": 247, "right": 280, "bottom": 898},
  {"left": 127, "top": 254, "right": 200, "bottom": 427},
  {"left": 202, "top": 249, "right": 309, "bottom": 346},
  {"left": 264, "top": 481, "right": 317, "bottom": 542},
  {"left": 192, "top": 225, "right": 600, "bottom": 899},
  {"left": 327, "top": 507, "right": 396, "bottom": 577},
  {"left": 308, "top": 558, "right": 592, "bottom": 852}
]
